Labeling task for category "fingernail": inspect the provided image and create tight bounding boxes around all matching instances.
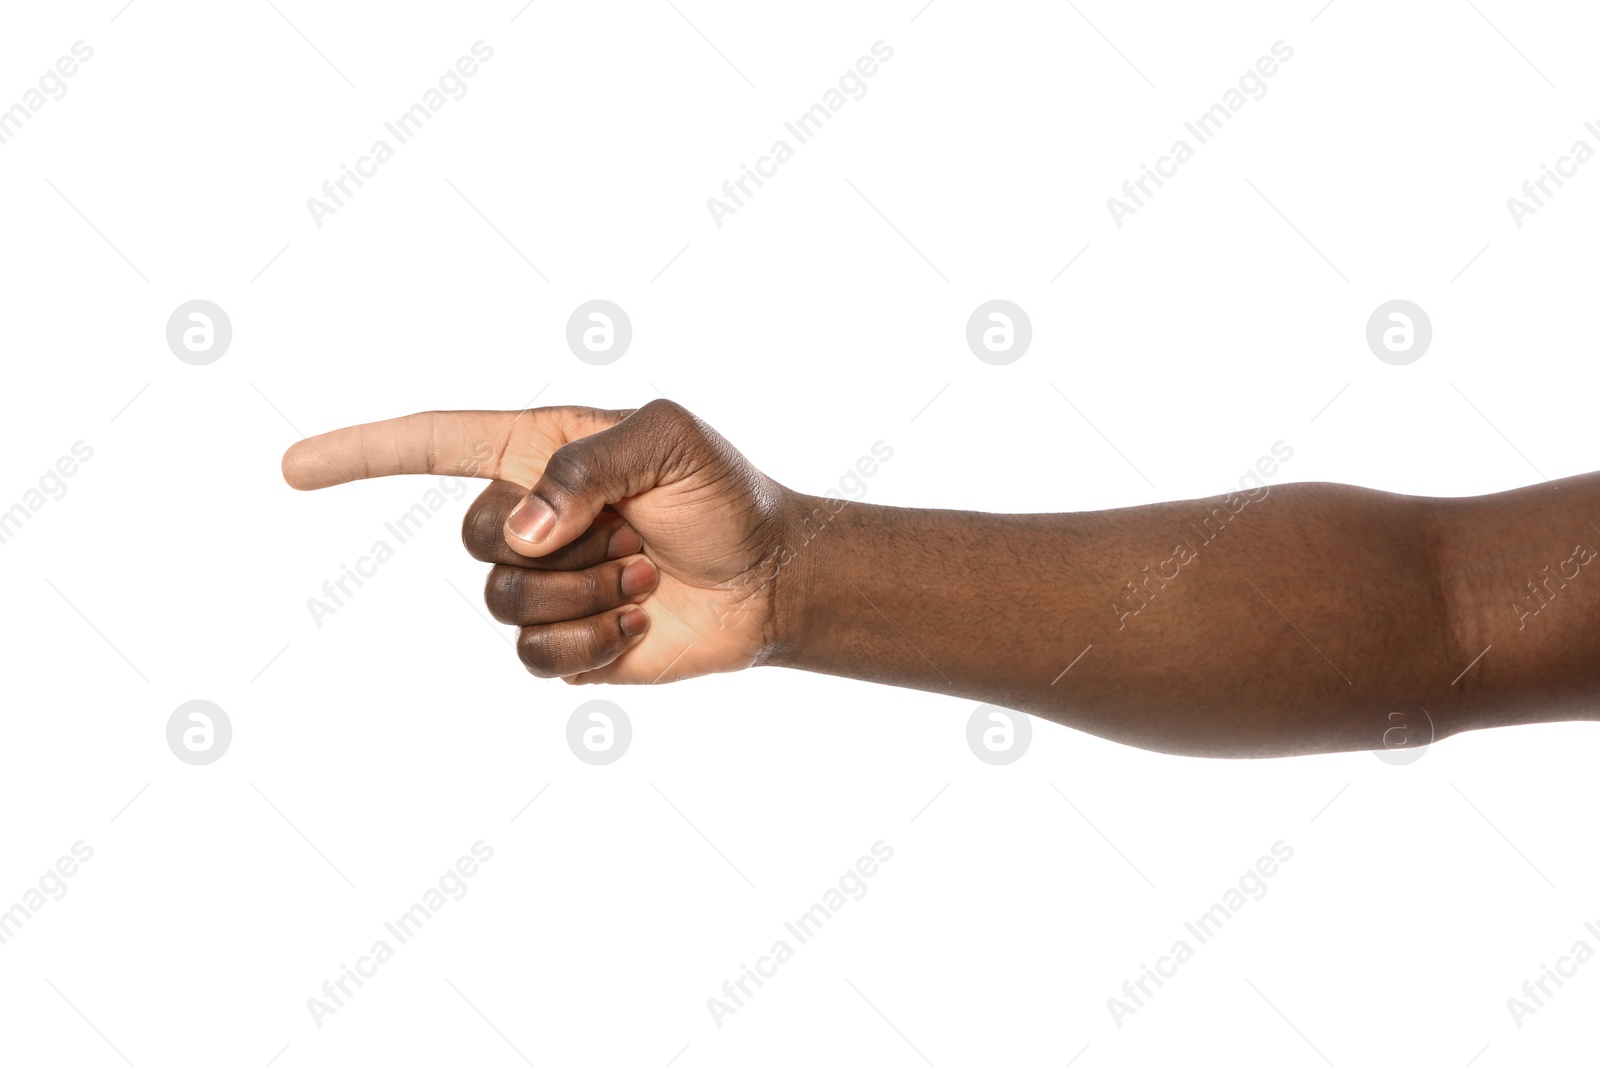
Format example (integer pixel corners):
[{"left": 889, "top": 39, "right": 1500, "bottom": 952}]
[
  {"left": 507, "top": 497, "right": 555, "bottom": 542},
  {"left": 619, "top": 608, "right": 648, "bottom": 638},
  {"left": 607, "top": 526, "right": 642, "bottom": 560},
  {"left": 620, "top": 558, "right": 657, "bottom": 597}
]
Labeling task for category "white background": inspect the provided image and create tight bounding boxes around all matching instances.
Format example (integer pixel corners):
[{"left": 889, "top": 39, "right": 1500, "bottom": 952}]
[{"left": 2, "top": 1, "right": 1598, "bottom": 1063}]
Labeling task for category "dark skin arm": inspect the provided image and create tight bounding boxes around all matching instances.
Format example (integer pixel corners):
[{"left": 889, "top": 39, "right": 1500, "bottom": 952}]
[
  {"left": 280, "top": 399, "right": 1600, "bottom": 758},
  {"left": 772, "top": 483, "right": 1453, "bottom": 758}
]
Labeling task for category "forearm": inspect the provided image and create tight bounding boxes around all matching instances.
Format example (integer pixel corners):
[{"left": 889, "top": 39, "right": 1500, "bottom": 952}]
[{"left": 768, "top": 482, "right": 1460, "bottom": 757}]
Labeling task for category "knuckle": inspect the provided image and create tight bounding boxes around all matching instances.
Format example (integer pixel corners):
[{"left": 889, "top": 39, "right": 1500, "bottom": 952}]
[
  {"left": 639, "top": 398, "right": 707, "bottom": 474},
  {"left": 579, "top": 567, "right": 603, "bottom": 604},
  {"left": 483, "top": 567, "right": 520, "bottom": 624},
  {"left": 515, "top": 628, "right": 562, "bottom": 677},
  {"left": 587, "top": 612, "right": 628, "bottom": 659},
  {"left": 640, "top": 397, "right": 688, "bottom": 423},
  {"left": 542, "top": 444, "right": 596, "bottom": 493},
  {"left": 462, "top": 500, "right": 504, "bottom": 559},
  {"left": 462, "top": 483, "right": 526, "bottom": 558}
]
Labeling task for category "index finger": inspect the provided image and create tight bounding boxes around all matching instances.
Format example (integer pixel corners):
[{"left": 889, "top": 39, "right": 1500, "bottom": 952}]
[{"left": 280, "top": 407, "right": 627, "bottom": 490}]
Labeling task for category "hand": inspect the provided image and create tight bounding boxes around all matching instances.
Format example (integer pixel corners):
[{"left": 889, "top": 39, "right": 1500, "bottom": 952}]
[{"left": 282, "top": 399, "right": 800, "bottom": 684}]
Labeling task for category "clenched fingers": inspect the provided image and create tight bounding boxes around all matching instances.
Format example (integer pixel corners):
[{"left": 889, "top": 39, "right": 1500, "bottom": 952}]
[
  {"left": 484, "top": 556, "right": 658, "bottom": 626},
  {"left": 515, "top": 607, "right": 650, "bottom": 677}
]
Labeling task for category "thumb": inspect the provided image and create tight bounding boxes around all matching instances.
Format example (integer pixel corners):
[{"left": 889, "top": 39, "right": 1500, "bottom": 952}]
[{"left": 504, "top": 399, "right": 691, "bottom": 557}]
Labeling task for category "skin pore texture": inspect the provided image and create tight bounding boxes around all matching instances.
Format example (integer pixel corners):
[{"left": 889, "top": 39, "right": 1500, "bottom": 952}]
[{"left": 281, "top": 399, "right": 1600, "bottom": 759}]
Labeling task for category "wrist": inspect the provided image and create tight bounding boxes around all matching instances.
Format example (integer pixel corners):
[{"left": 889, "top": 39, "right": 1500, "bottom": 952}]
[{"left": 762, "top": 490, "right": 854, "bottom": 669}]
